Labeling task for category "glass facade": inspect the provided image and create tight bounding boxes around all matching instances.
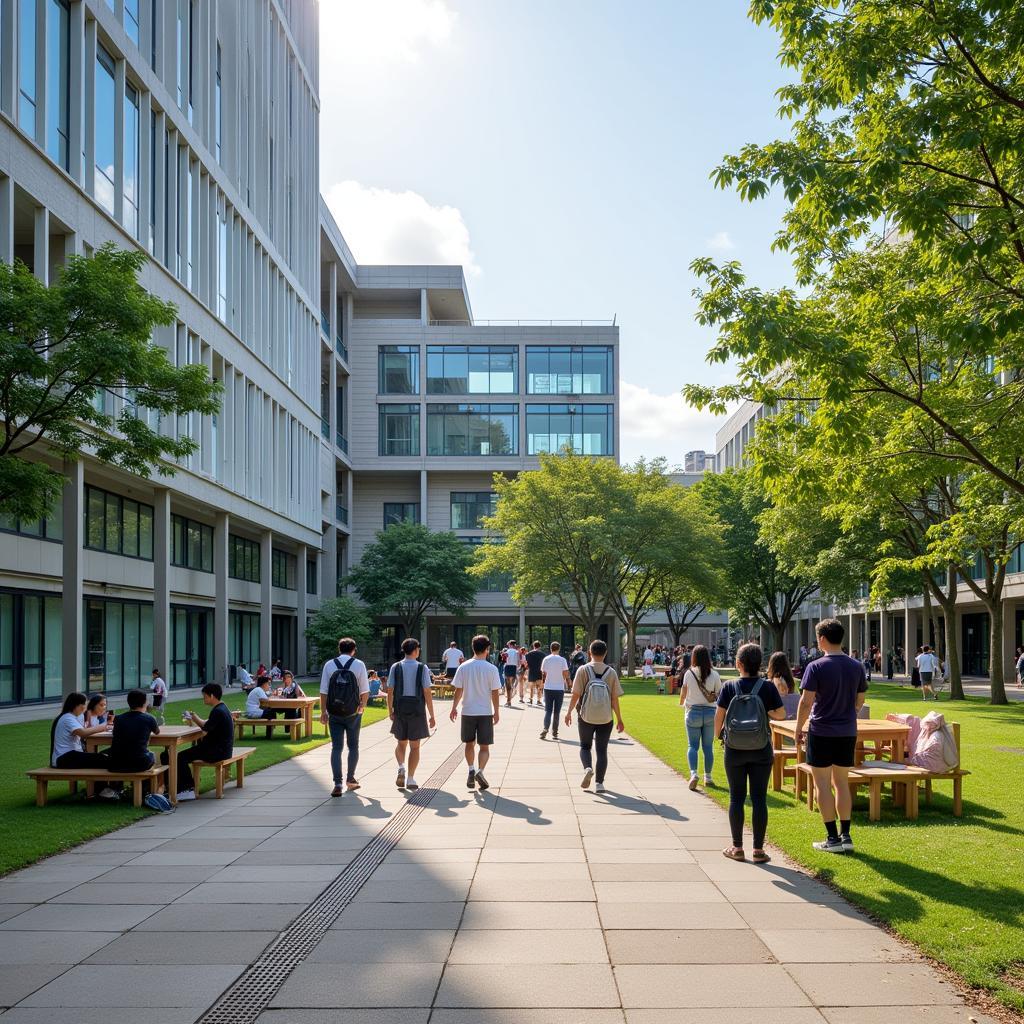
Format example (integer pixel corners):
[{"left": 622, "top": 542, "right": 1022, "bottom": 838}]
[
  {"left": 384, "top": 502, "right": 419, "bottom": 528},
  {"left": 0, "top": 591, "right": 62, "bottom": 704},
  {"left": 526, "top": 346, "right": 613, "bottom": 395},
  {"left": 229, "top": 535, "right": 261, "bottom": 583},
  {"left": 85, "top": 597, "right": 153, "bottom": 693},
  {"left": 124, "top": 0, "right": 140, "bottom": 45},
  {"left": 379, "top": 346, "right": 420, "bottom": 394},
  {"left": 526, "top": 404, "right": 614, "bottom": 455},
  {"left": 379, "top": 404, "right": 420, "bottom": 456},
  {"left": 171, "top": 514, "right": 213, "bottom": 572},
  {"left": 426, "top": 404, "right": 518, "bottom": 456},
  {"left": 123, "top": 83, "right": 140, "bottom": 236},
  {"left": 272, "top": 549, "right": 296, "bottom": 589},
  {"left": 450, "top": 492, "right": 497, "bottom": 530},
  {"left": 427, "top": 346, "right": 517, "bottom": 394},
  {"left": 170, "top": 604, "right": 211, "bottom": 687},
  {"left": 306, "top": 559, "right": 317, "bottom": 595},
  {"left": 85, "top": 485, "right": 155, "bottom": 559},
  {"left": 45, "top": 0, "right": 70, "bottom": 168},
  {"left": 0, "top": 506, "right": 62, "bottom": 541},
  {"left": 229, "top": 610, "right": 259, "bottom": 671},
  {"left": 460, "top": 538, "right": 512, "bottom": 592},
  {"left": 18, "top": 0, "right": 36, "bottom": 136},
  {"left": 94, "top": 45, "right": 116, "bottom": 213}
]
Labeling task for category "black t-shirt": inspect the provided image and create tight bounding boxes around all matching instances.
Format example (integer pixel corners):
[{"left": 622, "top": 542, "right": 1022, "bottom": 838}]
[
  {"left": 525, "top": 649, "right": 545, "bottom": 680},
  {"left": 109, "top": 711, "right": 159, "bottom": 765},
  {"left": 200, "top": 702, "right": 234, "bottom": 759},
  {"left": 716, "top": 676, "right": 785, "bottom": 716}
]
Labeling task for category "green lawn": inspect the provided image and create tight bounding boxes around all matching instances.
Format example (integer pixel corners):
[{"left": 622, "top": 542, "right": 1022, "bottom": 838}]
[
  {"left": 619, "top": 677, "right": 1024, "bottom": 1012},
  {"left": 0, "top": 690, "right": 388, "bottom": 876}
]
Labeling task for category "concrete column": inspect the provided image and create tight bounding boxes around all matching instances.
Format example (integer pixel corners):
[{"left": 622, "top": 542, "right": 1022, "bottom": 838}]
[
  {"left": 847, "top": 612, "right": 855, "bottom": 654},
  {"left": 68, "top": 0, "right": 85, "bottom": 185},
  {"left": 153, "top": 108, "right": 166, "bottom": 260},
  {"left": 61, "top": 461, "right": 84, "bottom": 695},
  {"left": 1002, "top": 599, "right": 1017, "bottom": 692},
  {"left": 214, "top": 511, "right": 228, "bottom": 687},
  {"left": 329, "top": 261, "right": 338, "bottom": 339},
  {"left": 519, "top": 605, "right": 527, "bottom": 647},
  {"left": 420, "top": 287, "right": 429, "bottom": 325},
  {"left": 32, "top": 206, "right": 48, "bottom": 283},
  {"left": 880, "top": 608, "right": 888, "bottom": 677},
  {"left": 321, "top": 524, "right": 337, "bottom": 601},
  {"left": 297, "top": 543, "right": 308, "bottom": 675},
  {"left": 152, "top": 488, "right": 171, "bottom": 683},
  {"left": 260, "top": 530, "right": 273, "bottom": 665},
  {"left": 904, "top": 602, "right": 912, "bottom": 675},
  {"left": 420, "top": 617, "right": 428, "bottom": 665},
  {"left": 139, "top": 90, "right": 152, "bottom": 252},
  {"left": 33, "top": 0, "right": 46, "bottom": 149},
  {"left": 419, "top": 469, "right": 427, "bottom": 524},
  {"left": 0, "top": 175, "right": 13, "bottom": 264},
  {"left": 329, "top": 352, "right": 338, "bottom": 441}
]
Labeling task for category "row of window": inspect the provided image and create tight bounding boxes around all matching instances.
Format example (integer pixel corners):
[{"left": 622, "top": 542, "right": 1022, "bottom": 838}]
[
  {"left": 378, "top": 404, "right": 615, "bottom": 457},
  {"left": 379, "top": 346, "right": 615, "bottom": 396},
  {"left": 85, "top": 485, "right": 155, "bottom": 560},
  {"left": 229, "top": 535, "right": 261, "bottom": 583},
  {"left": 0, "top": 508, "right": 62, "bottom": 541},
  {"left": 381, "top": 493, "right": 497, "bottom": 531},
  {"left": 171, "top": 514, "right": 213, "bottom": 572}
]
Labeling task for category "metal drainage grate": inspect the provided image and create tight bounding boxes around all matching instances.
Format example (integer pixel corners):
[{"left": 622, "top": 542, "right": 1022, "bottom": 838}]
[{"left": 197, "top": 743, "right": 468, "bottom": 1024}]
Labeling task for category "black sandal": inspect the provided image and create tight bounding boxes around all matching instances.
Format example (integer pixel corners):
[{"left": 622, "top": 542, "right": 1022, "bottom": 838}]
[{"left": 752, "top": 850, "right": 771, "bottom": 864}]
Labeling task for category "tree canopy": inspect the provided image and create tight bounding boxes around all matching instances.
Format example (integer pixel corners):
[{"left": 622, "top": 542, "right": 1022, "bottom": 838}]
[
  {"left": 0, "top": 245, "right": 222, "bottom": 519},
  {"left": 304, "top": 596, "right": 375, "bottom": 667}
]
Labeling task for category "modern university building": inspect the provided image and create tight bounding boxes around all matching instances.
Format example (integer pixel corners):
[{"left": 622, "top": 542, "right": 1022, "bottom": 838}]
[{"left": 0, "top": 0, "right": 619, "bottom": 706}]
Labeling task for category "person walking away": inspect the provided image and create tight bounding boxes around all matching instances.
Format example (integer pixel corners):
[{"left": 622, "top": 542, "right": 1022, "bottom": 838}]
[
  {"left": 320, "top": 637, "right": 370, "bottom": 796},
  {"left": 149, "top": 669, "right": 168, "bottom": 724},
  {"left": 501, "top": 640, "right": 520, "bottom": 707},
  {"left": 915, "top": 645, "right": 939, "bottom": 700},
  {"left": 450, "top": 634, "right": 502, "bottom": 790},
  {"left": 571, "top": 643, "right": 587, "bottom": 677},
  {"left": 910, "top": 646, "right": 922, "bottom": 691},
  {"left": 565, "top": 640, "right": 624, "bottom": 793},
  {"left": 715, "top": 643, "right": 786, "bottom": 863},
  {"left": 174, "top": 683, "right": 234, "bottom": 801},
  {"left": 795, "top": 618, "right": 867, "bottom": 854},
  {"left": 679, "top": 643, "right": 720, "bottom": 790},
  {"left": 540, "top": 641, "right": 571, "bottom": 740},
  {"left": 1016, "top": 646, "right": 1024, "bottom": 689},
  {"left": 442, "top": 641, "right": 465, "bottom": 680},
  {"left": 387, "top": 638, "right": 435, "bottom": 791},
  {"left": 524, "top": 641, "right": 545, "bottom": 705}
]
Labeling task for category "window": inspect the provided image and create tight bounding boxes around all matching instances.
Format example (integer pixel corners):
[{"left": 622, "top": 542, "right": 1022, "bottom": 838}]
[
  {"left": 0, "top": 591, "right": 63, "bottom": 703},
  {"left": 526, "top": 404, "right": 614, "bottom": 456},
  {"left": 306, "top": 559, "right": 317, "bottom": 595},
  {"left": 383, "top": 503, "right": 419, "bottom": 528},
  {"left": 460, "top": 538, "right": 512, "bottom": 593},
  {"left": 526, "top": 346, "right": 613, "bottom": 395},
  {"left": 45, "top": 0, "right": 70, "bottom": 168},
  {"left": 426, "top": 404, "right": 518, "bottom": 456},
  {"left": 124, "top": 0, "right": 140, "bottom": 43},
  {"left": 94, "top": 46, "right": 116, "bottom": 213},
  {"left": 378, "top": 346, "right": 420, "bottom": 394},
  {"left": 18, "top": 0, "right": 37, "bottom": 136},
  {"left": 228, "top": 534, "right": 261, "bottom": 583},
  {"left": 171, "top": 514, "right": 213, "bottom": 572},
  {"left": 84, "top": 598, "right": 153, "bottom": 694},
  {"left": 123, "top": 83, "right": 140, "bottom": 236},
  {"left": 272, "top": 549, "right": 296, "bottom": 590},
  {"left": 84, "top": 485, "right": 154, "bottom": 558},
  {"left": 378, "top": 404, "right": 420, "bottom": 456},
  {"left": 0, "top": 505, "right": 62, "bottom": 541},
  {"left": 215, "top": 42, "right": 222, "bottom": 161},
  {"left": 229, "top": 610, "right": 260, "bottom": 671},
  {"left": 450, "top": 492, "right": 497, "bottom": 530},
  {"left": 217, "top": 207, "right": 228, "bottom": 319},
  {"left": 427, "top": 346, "right": 517, "bottom": 394}
]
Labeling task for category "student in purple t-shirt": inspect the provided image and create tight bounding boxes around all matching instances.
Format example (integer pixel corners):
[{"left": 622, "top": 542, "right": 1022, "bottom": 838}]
[{"left": 796, "top": 618, "right": 868, "bottom": 856}]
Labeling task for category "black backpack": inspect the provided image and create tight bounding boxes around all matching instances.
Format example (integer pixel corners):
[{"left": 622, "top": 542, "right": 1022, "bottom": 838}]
[
  {"left": 723, "top": 678, "right": 771, "bottom": 750},
  {"left": 326, "top": 657, "right": 360, "bottom": 717},
  {"left": 392, "top": 662, "right": 428, "bottom": 716}
]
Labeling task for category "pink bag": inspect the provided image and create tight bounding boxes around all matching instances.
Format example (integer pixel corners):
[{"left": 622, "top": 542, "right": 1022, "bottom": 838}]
[
  {"left": 886, "top": 712, "right": 922, "bottom": 758},
  {"left": 908, "top": 712, "right": 959, "bottom": 772}
]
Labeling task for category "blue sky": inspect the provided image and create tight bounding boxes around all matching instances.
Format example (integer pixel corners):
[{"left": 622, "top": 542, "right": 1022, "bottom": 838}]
[{"left": 319, "top": 0, "right": 798, "bottom": 464}]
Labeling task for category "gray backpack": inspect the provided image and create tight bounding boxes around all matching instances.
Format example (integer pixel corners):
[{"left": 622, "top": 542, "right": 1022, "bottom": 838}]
[
  {"left": 579, "top": 665, "right": 613, "bottom": 725},
  {"left": 723, "top": 679, "right": 771, "bottom": 750}
]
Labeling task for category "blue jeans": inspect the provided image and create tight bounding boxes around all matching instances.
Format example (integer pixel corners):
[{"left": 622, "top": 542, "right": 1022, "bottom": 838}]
[
  {"left": 328, "top": 714, "right": 361, "bottom": 784},
  {"left": 685, "top": 705, "right": 715, "bottom": 776},
  {"left": 543, "top": 689, "right": 564, "bottom": 732}
]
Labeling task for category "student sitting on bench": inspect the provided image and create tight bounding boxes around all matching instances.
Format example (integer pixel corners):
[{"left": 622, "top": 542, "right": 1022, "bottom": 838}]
[
  {"left": 171, "top": 683, "right": 234, "bottom": 802},
  {"left": 244, "top": 674, "right": 277, "bottom": 721},
  {"left": 108, "top": 689, "right": 160, "bottom": 774},
  {"left": 50, "top": 692, "right": 117, "bottom": 799}
]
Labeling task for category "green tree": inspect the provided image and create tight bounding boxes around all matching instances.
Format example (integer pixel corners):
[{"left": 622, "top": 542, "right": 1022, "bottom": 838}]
[
  {"left": 304, "top": 596, "right": 375, "bottom": 667},
  {"left": 346, "top": 522, "right": 477, "bottom": 640},
  {"left": 0, "top": 246, "right": 221, "bottom": 519}
]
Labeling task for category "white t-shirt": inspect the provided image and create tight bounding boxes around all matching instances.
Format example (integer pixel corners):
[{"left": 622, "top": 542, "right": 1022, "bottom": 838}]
[
  {"left": 916, "top": 652, "right": 939, "bottom": 674},
  {"left": 237, "top": 666, "right": 254, "bottom": 687},
  {"left": 681, "top": 667, "right": 721, "bottom": 708},
  {"left": 442, "top": 647, "right": 464, "bottom": 669},
  {"left": 246, "top": 685, "right": 270, "bottom": 717},
  {"left": 453, "top": 658, "right": 502, "bottom": 716},
  {"left": 643, "top": 648, "right": 654, "bottom": 664},
  {"left": 270, "top": 665, "right": 283, "bottom": 680},
  {"left": 319, "top": 655, "right": 371, "bottom": 696},
  {"left": 541, "top": 654, "right": 569, "bottom": 691},
  {"left": 150, "top": 676, "right": 167, "bottom": 697},
  {"left": 503, "top": 647, "right": 520, "bottom": 668},
  {"left": 52, "top": 712, "right": 84, "bottom": 765}
]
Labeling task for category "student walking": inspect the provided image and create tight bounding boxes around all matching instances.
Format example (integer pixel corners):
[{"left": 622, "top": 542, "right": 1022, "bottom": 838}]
[
  {"left": 796, "top": 618, "right": 868, "bottom": 854},
  {"left": 565, "top": 640, "right": 624, "bottom": 793},
  {"left": 539, "top": 641, "right": 571, "bottom": 740},
  {"left": 173, "top": 683, "right": 235, "bottom": 801},
  {"left": 715, "top": 643, "right": 786, "bottom": 863},
  {"left": 387, "top": 638, "right": 436, "bottom": 791},
  {"left": 679, "top": 643, "right": 720, "bottom": 790},
  {"left": 501, "top": 641, "right": 520, "bottom": 706},
  {"left": 149, "top": 669, "right": 168, "bottom": 724},
  {"left": 524, "top": 641, "right": 545, "bottom": 704},
  {"left": 450, "top": 634, "right": 502, "bottom": 791},
  {"left": 915, "top": 645, "right": 940, "bottom": 700},
  {"left": 319, "top": 637, "right": 371, "bottom": 796},
  {"left": 442, "top": 641, "right": 465, "bottom": 680}
]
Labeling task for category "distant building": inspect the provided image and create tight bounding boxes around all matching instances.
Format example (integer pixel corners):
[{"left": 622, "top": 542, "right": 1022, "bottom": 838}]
[{"left": 684, "top": 450, "right": 708, "bottom": 473}]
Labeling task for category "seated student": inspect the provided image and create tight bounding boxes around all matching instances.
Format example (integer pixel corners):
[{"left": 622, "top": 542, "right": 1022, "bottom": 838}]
[
  {"left": 236, "top": 662, "right": 254, "bottom": 690},
  {"left": 245, "top": 674, "right": 277, "bottom": 720},
  {"left": 85, "top": 693, "right": 111, "bottom": 729},
  {"left": 50, "top": 693, "right": 117, "bottom": 799},
  {"left": 108, "top": 688, "right": 160, "bottom": 777},
  {"left": 368, "top": 672, "right": 382, "bottom": 701},
  {"left": 172, "top": 683, "right": 235, "bottom": 801},
  {"left": 279, "top": 671, "right": 306, "bottom": 718}
]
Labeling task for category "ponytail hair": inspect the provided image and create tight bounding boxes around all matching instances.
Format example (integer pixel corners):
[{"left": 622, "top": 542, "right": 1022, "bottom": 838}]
[{"left": 51, "top": 692, "right": 87, "bottom": 765}]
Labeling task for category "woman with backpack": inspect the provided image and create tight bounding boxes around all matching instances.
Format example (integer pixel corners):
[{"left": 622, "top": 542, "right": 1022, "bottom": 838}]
[
  {"left": 714, "top": 643, "right": 786, "bottom": 863},
  {"left": 564, "top": 639, "right": 625, "bottom": 793},
  {"left": 679, "top": 644, "right": 720, "bottom": 791}
]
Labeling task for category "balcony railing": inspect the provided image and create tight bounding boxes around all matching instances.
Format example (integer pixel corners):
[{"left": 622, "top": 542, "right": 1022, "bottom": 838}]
[
  {"left": 320, "top": 312, "right": 330, "bottom": 337},
  {"left": 336, "top": 432, "right": 348, "bottom": 454},
  {"left": 336, "top": 338, "right": 348, "bottom": 362},
  {"left": 320, "top": 417, "right": 330, "bottom": 440},
  {"left": 429, "top": 318, "right": 617, "bottom": 327},
  {"left": 336, "top": 502, "right": 348, "bottom": 525}
]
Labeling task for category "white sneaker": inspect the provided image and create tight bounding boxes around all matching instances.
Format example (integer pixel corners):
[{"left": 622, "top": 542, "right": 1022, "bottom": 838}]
[
  {"left": 595, "top": 782, "right": 606, "bottom": 793},
  {"left": 405, "top": 778, "right": 419, "bottom": 790},
  {"left": 176, "top": 790, "right": 197, "bottom": 802},
  {"left": 98, "top": 787, "right": 119, "bottom": 800},
  {"left": 581, "top": 768, "right": 593, "bottom": 789}
]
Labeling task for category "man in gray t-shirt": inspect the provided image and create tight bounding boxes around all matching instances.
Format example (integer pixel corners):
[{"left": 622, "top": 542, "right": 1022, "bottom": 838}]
[{"left": 386, "top": 638, "right": 435, "bottom": 791}]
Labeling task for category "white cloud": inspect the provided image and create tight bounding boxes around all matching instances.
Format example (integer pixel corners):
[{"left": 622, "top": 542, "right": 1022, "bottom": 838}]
[
  {"left": 324, "top": 180, "right": 482, "bottom": 276},
  {"left": 618, "top": 380, "right": 722, "bottom": 466},
  {"left": 320, "top": 0, "right": 456, "bottom": 66},
  {"left": 705, "top": 231, "right": 736, "bottom": 252}
]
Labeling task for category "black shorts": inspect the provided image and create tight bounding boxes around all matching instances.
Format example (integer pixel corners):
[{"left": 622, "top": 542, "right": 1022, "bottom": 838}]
[
  {"left": 391, "top": 711, "right": 430, "bottom": 742},
  {"left": 461, "top": 714, "right": 494, "bottom": 745},
  {"left": 805, "top": 733, "right": 857, "bottom": 769},
  {"left": 528, "top": 674, "right": 543, "bottom": 684},
  {"left": 503, "top": 664, "right": 518, "bottom": 679},
  {"left": 445, "top": 667, "right": 457, "bottom": 679}
]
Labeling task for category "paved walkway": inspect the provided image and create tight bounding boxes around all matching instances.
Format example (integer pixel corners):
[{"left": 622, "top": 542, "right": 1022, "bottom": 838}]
[{"left": 0, "top": 700, "right": 994, "bottom": 1023}]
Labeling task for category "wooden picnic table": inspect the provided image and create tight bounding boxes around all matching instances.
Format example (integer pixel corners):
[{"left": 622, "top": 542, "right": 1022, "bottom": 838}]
[
  {"left": 85, "top": 724, "right": 204, "bottom": 805},
  {"left": 770, "top": 717, "right": 911, "bottom": 774},
  {"left": 259, "top": 696, "right": 319, "bottom": 739}
]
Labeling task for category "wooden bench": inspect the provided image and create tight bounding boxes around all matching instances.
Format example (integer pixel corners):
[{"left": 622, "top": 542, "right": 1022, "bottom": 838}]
[
  {"left": 772, "top": 748, "right": 799, "bottom": 791},
  {"left": 847, "top": 765, "right": 931, "bottom": 820},
  {"left": 909, "top": 722, "right": 969, "bottom": 817},
  {"left": 190, "top": 747, "right": 255, "bottom": 798},
  {"left": 235, "top": 717, "right": 305, "bottom": 740},
  {"left": 26, "top": 765, "right": 168, "bottom": 808}
]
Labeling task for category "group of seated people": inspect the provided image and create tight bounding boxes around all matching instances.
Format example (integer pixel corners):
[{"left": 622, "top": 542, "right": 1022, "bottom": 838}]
[
  {"left": 49, "top": 683, "right": 235, "bottom": 802},
  {"left": 241, "top": 668, "right": 307, "bottom": 721}
]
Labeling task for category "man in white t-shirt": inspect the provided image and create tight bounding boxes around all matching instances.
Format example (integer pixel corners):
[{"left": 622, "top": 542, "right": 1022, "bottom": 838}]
[
  {"left": 915, "top": 645, "right": 940, "bottom": 701},
  {"left": 540, "top": 641, "right": 571, "bottom": 741},
  {"left": 501, "top": 641, "right": 520, "bottom": 705},
  {"left": 235, "top": 663, "right": 254, "bottom": 690},
  {"left": 441, "top": 641, "right": 465, "bottom": 680},
  {"left": 450, "top": 634, "right": 502, "bottom": 791},
  {"left": 319, "top": 637, "right": 371, "bottom": 796}
]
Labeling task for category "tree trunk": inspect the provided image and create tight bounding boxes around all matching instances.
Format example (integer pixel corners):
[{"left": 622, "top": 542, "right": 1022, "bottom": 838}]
[
  {"left": 770, "top": 625, "right": 785, "bottom": 655},
  {"left": 625, "top": 619, "right": 637, "bottom": 677},
  {"left": 670, "top": 624, "right": 685, "bottom": 647},
  {"left": 986, "top": 598, "right": 1008, "bottom": 705}
]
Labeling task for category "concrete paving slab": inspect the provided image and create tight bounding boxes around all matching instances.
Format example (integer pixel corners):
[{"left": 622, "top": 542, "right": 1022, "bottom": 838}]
[
  {"left": 615, "top": 963, "right": 811, "bottom": 1007},
  {"left": 372, "top": 862, "right": 477, "bottom": 881},
  {"left": 714, "top": 880, "right": 846, "bottom": 904},
  {"left": 173, "top": 880, "right": 327, "bottom": 903},
  {"left": 50, "top": 882, "right": 199, "bottom": 904},
  {"left": 124, "top": 851, "right": 244, "bottom": 866},
  {"left": 448, "top": 928, "right": 608, "bottom": 964},
  {"left": 733, "top": 902, "right": 876, "bottom": 931},
  {"left": 0, "top": 931, "right": 121, "bottom": 964},
  {"left": 353, "top": 879, "right": 472, "bottom": 903},
  {"left": 85, "top": 930, "right": 277, "bottom": 964},
  {"left": 469, "top": 879, "right": 595, "bottom": 902},
  {"left": 606, "top": 928, "right": 773, "bottom": 964},
  {"left": 477, "top": 848, "right": 587, "bottom": 863},
  {"left": 459, "top": 901, "right": 601, "bottom": 930},
  {"left": 0, "top": 904, "right": 34, "bottom": 924},
  {"left": 306, "top": 929, "right": 455, "bottom": 963},
  {"left": 436, "top": 964, "right": 619, "bottom": 1008},
  {"left": 0, "top": 904, "right": 161, "bottom": 932},
  {"left": 0, "top": 965, "right": 73, "bottom": 1005},
  {"left": 624, "top": 1010, "right": 827, "bottom": 1024},
  {"left": 91, "top": 865, "right": 221, "bottom": 884},
  {"left": 588, "top": 862, "right": 706, "bottom": 881},
  {"left": 820, "top": 1007, "right": 998, "bottom": 1024},
  {"left": 271, "top": 962, "right": 444, "bottom": 1007},
  {"left": 331, "top": 902, "right": 465, "bottom": 930},
  {"left": 758, "top": 928, "right": 920, "bottom": 963},
  {"left": 597, "top": 902, "right": 748, "bottom": 930},
  {"left": 785, "top": 963, "right": 963, "bottom": 1006},
  {"left": 593, "top": 881, "right": 723, "bottom": 903},
  {"left": 0, "top": 1009, "right": 202, "bottom": 1024},
  {"left": 584, "top": 848, "right": 695, "bottom": 864},
  {"left": 257, "top": 1012, "right": 430, "bottom": 1024},
  {"left": 134, "top": 902, "right": 305, "bottom": 932},
  {"left": 433, "top": 1012, "right": 625, "bottom": 1024},
  {"left": 0, "top": 881, "right": 79, "bottom": 902}
]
